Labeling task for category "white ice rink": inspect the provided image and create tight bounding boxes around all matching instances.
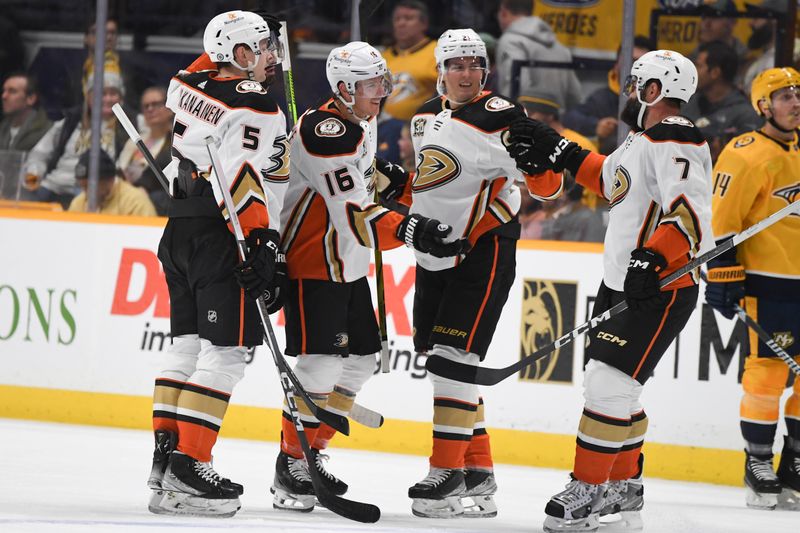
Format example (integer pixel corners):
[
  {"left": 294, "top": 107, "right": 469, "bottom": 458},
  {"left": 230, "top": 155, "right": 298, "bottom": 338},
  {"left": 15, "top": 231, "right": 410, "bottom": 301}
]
[{"left": 0, "top": 419, "right": 797, "bottom": 532}]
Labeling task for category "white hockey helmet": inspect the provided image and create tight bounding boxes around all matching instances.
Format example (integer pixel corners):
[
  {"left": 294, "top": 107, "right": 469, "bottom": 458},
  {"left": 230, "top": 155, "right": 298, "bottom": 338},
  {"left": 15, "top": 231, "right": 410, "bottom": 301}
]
[
  {"left": 623, "top": 49, "right": 697, "bottom": 104},
  {"left": 326, "top": 41, "right": 393, "bottom": 113},
  {"left": 203, "top": 11, "right": 283, "bottom": 72},
  {"left": 434, "top": 29, "right": 489, "bottom": 97}
]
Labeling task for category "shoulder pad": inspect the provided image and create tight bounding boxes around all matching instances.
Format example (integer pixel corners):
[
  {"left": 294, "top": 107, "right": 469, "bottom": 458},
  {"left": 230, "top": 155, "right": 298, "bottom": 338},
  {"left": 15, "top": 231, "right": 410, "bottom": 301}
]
[
  {"left": 415, "top": 97, "right": 446, "bottom": 116},
  {"left": 300, "top": 110, "right": 364, "bottom": 157},
  {"left": 644, "top": 117, "right": 706, "bottom": 144},
  {"left": 195, "top": 76, "right": 279, "bottom": 113},
  {"left": 453, "top": 92, "right": 526, "bottom": 133}
]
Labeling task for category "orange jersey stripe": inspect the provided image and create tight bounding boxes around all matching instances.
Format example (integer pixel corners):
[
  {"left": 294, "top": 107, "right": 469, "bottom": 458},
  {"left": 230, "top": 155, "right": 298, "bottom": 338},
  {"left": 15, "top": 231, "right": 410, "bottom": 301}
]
[
  {"left": 467, "top": 236, "right": 499, "bottom": 352},
  {"left": 524, "top": 170, "right": 563, "bottom": 199},
  {"left": 632, "top": 289, "right": 678, "bottom": 380},
  {"left": 575, "top": 151, "right": 606, "bottom": 199}
]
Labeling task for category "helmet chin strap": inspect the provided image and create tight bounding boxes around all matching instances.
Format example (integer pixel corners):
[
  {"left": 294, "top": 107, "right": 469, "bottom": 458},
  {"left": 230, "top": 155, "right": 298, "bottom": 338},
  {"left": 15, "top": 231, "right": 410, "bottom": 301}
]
[
  {"left": 635, "top": 90, "right": 664, "bottom": 129},
  {"left": 440, "top": 72, "right": 487, "bottom": 107},
  {"left": 335, "top": 93, "right": 373, "bottom": 122},
  {"left": 231, "top": 51, "right": 259, "bottom": 81}
]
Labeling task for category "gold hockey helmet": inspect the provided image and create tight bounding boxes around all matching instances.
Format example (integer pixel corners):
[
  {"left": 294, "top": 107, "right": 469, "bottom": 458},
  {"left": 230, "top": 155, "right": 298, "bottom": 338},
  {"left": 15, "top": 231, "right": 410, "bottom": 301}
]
[{"left": 750, "top": 67, "right": 800, "bottom": 115}]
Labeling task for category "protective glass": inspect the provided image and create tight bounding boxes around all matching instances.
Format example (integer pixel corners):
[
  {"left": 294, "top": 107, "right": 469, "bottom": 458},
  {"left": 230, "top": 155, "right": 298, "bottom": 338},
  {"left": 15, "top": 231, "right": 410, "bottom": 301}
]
[
  {"left": 259, "top": 32, "right": 284, "bottom": 63},
  {"left": 355, "top": 72, "right": 393, "bottom": 98},
  {"left": 622, "top": 74, "right": 640, "bottom": 97},
  {"left": 445, "top": 57, "right": 487, "bottom": 74}
]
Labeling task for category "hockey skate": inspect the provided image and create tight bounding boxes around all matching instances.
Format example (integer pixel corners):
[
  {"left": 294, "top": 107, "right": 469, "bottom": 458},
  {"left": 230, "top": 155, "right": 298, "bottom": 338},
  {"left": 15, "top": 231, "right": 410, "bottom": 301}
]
[
  {"left": 543, "top": 475, "right": 607, "bottom": 533},
  {"left": 777, "top": 438, "right": 800, "bottom": 510},
  {"left": 598, "top": 455, "right": 644, "bottom": 531},
  {"left": 408, "top": 467, "right": 466, "bottom": 518},
  {"left": 310, "top": 448, "right": 348, "bottom": 496},
  {"left": 460, "top": 469, "right": 497, "bottom": 518},
  {"left": 149, "top": 451, "right": 241, "bottom": 517},
  {"left": 147, "top": 430, "right": 177, "bottom": 490},
  {"left": 744, "top": 451, "right": 782, "bottom": 510},
  {"left": 271, "top": 451, "right": 315, "bottom": 512}
]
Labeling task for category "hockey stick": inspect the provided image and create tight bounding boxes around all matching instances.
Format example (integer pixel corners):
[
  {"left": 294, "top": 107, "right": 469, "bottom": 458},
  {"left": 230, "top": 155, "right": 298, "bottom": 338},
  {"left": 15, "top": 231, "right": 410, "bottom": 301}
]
[
  {"left": 349, "top": 401, "right": 385, "bottom": 428},
  {"left": 374, "top": 187, "right": 391, "bottom": 373},
  {"left": 700, "top": 272, "right": 800, "bottom": 377},
  {"left": 278, "top": 21, "right": 298, "bottom": 126},
  {"left": 427, "top": 198, "right": 800, "bottom": 386},
  {"left": 205, "top": 136, "right": 380, "bottom": 523},
  {"left": 112, "top": 104, "right": 349, "bottom": 436}
]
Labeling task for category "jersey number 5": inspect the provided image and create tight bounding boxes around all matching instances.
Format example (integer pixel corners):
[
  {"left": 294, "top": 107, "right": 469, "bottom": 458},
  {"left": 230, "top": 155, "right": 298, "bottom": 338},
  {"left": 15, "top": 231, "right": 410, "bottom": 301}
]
[
  {"left": 323, "top": 167, "right": 354, "bottom": 195},
  {"left": 242, "top": 125, "right": 260, "bottom": 150}
]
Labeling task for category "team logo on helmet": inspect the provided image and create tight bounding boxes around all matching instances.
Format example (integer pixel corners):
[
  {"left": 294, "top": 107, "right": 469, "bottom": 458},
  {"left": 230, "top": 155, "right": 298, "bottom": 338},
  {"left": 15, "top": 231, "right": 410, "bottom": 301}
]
[
  {"left": 609, "top": 165, "right": 631, "bottom": 208},
  {"left": 315, "top": 117, "right": 345, "bottom": 137},
  {"left": 773, "top": 182, "right": 800, "bottom": 216},
  {"left": 236, "top": 80, "right": 267, "bottom": 94},
  {"left": 412, "top": 145, "right": 461, "bottom": 192},
  {"left": 485, "top": 96, "right": 514, "bottom": 112}
]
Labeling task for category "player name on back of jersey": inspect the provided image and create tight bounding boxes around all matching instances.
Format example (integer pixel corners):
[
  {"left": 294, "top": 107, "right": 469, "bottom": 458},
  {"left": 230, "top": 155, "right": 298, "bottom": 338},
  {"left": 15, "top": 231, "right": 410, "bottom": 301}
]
[{"left": 178, "top": 87, "right": 226, "bottom": 126}]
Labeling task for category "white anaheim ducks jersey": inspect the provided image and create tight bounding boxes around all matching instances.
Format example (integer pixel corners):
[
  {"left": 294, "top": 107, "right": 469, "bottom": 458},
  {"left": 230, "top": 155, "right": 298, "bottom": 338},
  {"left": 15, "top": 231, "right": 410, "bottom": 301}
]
[
  {"left": 166, "top": 71, "right": 289, "bottom": 234},
  {"left": 280, "top": 100, "right": 405, "bottom": 282},
  {"left": 410, "top": 92, "right": 558, "bottom": 272},
  {"left": 585, "top": 116, "right": 714, "bottom": 291}
]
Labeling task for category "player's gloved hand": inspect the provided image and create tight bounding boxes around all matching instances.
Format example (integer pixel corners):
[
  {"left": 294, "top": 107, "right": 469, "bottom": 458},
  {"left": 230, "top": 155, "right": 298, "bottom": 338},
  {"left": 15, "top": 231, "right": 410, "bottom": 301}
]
[
  {"left": 506, "top": 117, "right": 583, "bottom": 174},
  {"left": 262, "top": 251, "right": 287, "bottom": 314},
  {"left": 234, "top": 228, "right": 280, "bottom": 300},
  {"left": 705, "top": 262, "right": 745, "bottom": 320},
  {"left": 375, "top": 157, "right": 409, "bottom": 202},
  {"left": 624, "top": 247, "right": 669, "bottom": 311},
  {"left": 397, "top": 213, "right": 471, "bottom": 258}
]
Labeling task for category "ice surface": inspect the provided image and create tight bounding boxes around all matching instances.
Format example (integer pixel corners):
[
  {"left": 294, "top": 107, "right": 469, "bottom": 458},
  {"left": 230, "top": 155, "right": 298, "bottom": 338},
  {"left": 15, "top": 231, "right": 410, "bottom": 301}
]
[{"left": 0, "top": 419, "right": 797, "bottom": 532}]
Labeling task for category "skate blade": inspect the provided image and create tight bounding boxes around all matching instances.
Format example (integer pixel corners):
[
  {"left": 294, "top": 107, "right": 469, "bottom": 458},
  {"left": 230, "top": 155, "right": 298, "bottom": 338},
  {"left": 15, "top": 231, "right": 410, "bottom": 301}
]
[
  {"left": 599, "top": 510, "right": 643, "bottom": 531},
  {"left": 543, "top": 514, "right": 600, "bottom": 533},
  {"left": 411, "top": 496, "right": 464, "bottom": 518},
  {"left": 270, "top": 486, "right": 315, "bottom": 512},
  {"left": 460, "top": 494, "right": 497, "bottom": 518},
  {"left": 148, "top": 489, "right": 240, "bottom": 517},
  {"left": 745, "top": 486, "right": 779, "bottom": 510},
  {"left": 778, "top": 488, "right": 800, "bottom": 511}
]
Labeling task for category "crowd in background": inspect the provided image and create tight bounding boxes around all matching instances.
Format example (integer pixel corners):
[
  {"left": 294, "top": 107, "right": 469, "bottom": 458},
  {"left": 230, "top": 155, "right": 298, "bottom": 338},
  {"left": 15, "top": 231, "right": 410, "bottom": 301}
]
[{"left": 0, "top": 0, "right": 796, "bottom": 239}]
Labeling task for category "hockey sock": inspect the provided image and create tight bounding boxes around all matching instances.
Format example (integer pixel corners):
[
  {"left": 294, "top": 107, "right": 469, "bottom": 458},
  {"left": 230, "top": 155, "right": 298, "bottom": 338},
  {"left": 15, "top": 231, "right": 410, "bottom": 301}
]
[
  {"left": 281, "top": 392, "right": 328, "bottom": 458},
  {"left": 175, "top": 381, "right": 231, "bottom": 462},
  {"left": 741, "top": 356, "right": 787, "bottom": 446},
  {"left": 432, "top": 396, "right": 478, "bottom": 469},
  {"left": 785, "top": 376, "right": 800, "bottom": 443},
  {"left": 312, "top": 386, "right": 356, "bottom": 450},
  {"left": 153, "top": 377, "right": 183, "bottom": 433},
  {"left": 575, "top": 408, "right": 631, "bottom": 484},
  {"left": 464, "top": 397, "right": 493, "bottom": 471},
  {"left": 609, "top": 410, "right": 648, "bottom": 480}
]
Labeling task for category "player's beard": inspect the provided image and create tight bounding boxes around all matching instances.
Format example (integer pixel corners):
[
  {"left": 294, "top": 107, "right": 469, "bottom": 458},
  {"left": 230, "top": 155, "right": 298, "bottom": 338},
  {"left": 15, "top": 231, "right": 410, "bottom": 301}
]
[
  {"left": 620, "top": 97, "right": 644, "bottom": 132},
  {"left": 262, "top": 70, "right": 277, "bottom": 88}
]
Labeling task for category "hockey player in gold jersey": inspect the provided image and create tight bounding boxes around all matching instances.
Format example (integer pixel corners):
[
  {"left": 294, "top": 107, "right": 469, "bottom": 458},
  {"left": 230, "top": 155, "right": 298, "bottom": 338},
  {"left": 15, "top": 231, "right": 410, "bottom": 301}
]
[{"left": 707, "top": 66, "right": 800, "bottom": 510}]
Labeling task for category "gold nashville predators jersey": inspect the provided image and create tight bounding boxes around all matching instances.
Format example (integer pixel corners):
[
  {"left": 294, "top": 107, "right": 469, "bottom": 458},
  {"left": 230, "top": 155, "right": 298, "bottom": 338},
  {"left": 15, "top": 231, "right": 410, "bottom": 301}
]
[
  {"left": 574, "top": 116, "right": 714, "bottom": 291},
  {"left": 711, "top": 130, "right": 800, "bottom": 298},
  {"left": 383, "top": 39, "right": 438, "bottom": 121},
  {"left": 280, "top": 100, "right": 405, "bottom": 282},
  {"left": 410, "top": 91, "right": 562, "bottom": 272},
  {"left": 166, "top": 71, "right": 289, "bottom": 235}
]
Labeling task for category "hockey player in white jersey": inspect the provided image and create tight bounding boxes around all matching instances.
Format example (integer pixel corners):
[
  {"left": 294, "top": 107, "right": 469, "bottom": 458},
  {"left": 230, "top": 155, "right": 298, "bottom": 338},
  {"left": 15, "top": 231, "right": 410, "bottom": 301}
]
[
  {"left": 396, "top": 29, "right": 564, "bottom": 519},
  {"left": 271, "top": 41, "right": 470, "bottom": 513},
  {"left": 147, "top": 10, "right": 290, "bottom": 517},
  {"left": 507, "top": 49, "right": 713, "bottom": 532}
]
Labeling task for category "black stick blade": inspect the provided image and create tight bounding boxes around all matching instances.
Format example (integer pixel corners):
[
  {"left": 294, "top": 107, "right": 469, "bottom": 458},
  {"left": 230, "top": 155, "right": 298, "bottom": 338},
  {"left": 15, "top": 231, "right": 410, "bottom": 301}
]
[
  {"left": 313, "top": 407, "right": 350, "bottom": 436},
  {"left": 315, "top": 488, "right": 381, "bottom": 523}
]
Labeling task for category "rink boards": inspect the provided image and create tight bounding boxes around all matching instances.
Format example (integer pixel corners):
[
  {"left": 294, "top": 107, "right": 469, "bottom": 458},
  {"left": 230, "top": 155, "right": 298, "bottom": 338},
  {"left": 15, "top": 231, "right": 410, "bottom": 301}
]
[{"left": 0, "top": 209, "right": 786, "bottom": 486}]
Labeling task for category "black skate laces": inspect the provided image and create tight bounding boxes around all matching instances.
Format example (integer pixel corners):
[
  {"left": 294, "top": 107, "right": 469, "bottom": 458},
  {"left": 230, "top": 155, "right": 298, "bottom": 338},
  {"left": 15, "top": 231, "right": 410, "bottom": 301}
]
[
  {"left": 749, "top": 457, "right": 779, "bottom": 481},
  {"left": 288, "top": 456, "right": 312, "bottom": 482}
]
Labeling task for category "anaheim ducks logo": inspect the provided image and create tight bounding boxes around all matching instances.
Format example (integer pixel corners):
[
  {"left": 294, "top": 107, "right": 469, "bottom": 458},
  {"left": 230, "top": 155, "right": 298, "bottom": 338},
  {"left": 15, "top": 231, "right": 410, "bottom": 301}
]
[
  {"left": 315, "top": 117, "right": 345, "bottom": 137},
  {"left": 334, "top": 332, "right": 349, "bottom": 348},
  {"left": 520, "top": 280, "right": 565, "bottom": 382},
  {"left": 485, "top": 96, "right": 514, "bottom": 112},
  {"left": 236, "top": 80, "right": 267, "bottom": 94},
  {"left": 609, "top": 165, "right": 631, "bottom": 208},
  {"left": 773, "top": 182, "right": 800, "bottom": 216},
  {"left": 412, "top": 145, "right": 461, "bottom": 192}
]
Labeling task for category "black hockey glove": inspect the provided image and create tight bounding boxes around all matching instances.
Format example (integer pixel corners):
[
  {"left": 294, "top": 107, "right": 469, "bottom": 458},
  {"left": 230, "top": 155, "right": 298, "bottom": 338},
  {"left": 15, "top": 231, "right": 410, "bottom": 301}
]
[
  {"left": 396, "top": 214, "right": 471, "bottom": 258},
  {"left": 234, "top": 228, "right": 280, "bottom": 300},
  {"left": 262, "top": 251, "right": 287, "bottom": 314},
  {"left": 623, "top": 247, "right": 669, "bottom": 312},
  {"left": 375, "top": 157, "right": 409, "bottom": 203},
  {"left": 705, "top": 261, "right": 745, "bottom": 320},
  {"left": 506, "top": 117, "right": 583, "bottom": 174}
]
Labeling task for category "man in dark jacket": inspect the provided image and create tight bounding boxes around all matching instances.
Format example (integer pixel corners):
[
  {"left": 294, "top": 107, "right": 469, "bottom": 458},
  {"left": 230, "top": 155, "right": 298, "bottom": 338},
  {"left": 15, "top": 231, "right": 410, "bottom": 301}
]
[{"left": 0, "top": 73, "right": 51, "bottom": 152}]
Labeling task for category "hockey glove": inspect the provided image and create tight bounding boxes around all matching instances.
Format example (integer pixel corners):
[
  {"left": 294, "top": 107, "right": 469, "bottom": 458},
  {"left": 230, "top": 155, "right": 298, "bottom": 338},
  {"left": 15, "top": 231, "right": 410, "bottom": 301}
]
[
  {"left": 396, "top": 214, "right": 471, "bottom": 258},
  {"left": 624, "top": 247, "right": 669, "bottom": 311},
  {"left": 506, "top": 117, "right": 583, "bottom": 174},
  {"left": 375, "top": 157, "right": 409, "bottom": 203},
  {"left": 262, "top": 251, "right": 287, "bottom": 314},
  {"left": 705, "top": 262, "right": 745, "bottom": 320},
  {"left": 234, "top": 228, "right": 280, "bottom": 300}
]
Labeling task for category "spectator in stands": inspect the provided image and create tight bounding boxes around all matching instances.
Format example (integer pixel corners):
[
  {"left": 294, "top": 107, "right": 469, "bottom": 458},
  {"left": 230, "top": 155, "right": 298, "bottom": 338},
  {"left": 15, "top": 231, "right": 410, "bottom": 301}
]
[
  {"left": 519, "top": 89, "right": 597, "bottom": 151},
  {"left": 24, "top": 69, "right": 133, "bottom": 209},
  {"left": 0, "top": 73, "right": 51, "bottom": 152},
  {"left": 695, "top": 0, "right": 749, "bottom": 67},
  {"left": 117, "top": 86, "right": 172, "bottom": 215},
  {"left": 397, "top": 124, "right": 415, "bottom": 172},
  {"left": 742, "top": 0, "right": 788, "bottom": 94},
  {"left": 383, "top": 1, "right": 438, "bottom": 121},
  {"left": 82, "top": 17, "right": 136, "bottom": 107},
  {"left": 68, "top": 149, "right": 156, "bottom": 216},
  {"left": 562, "top": 36, "right": 654, "bottom": 155},
  {"left": 495, "top": 0, "right": 581, "bottom": 108},
  {"left": 683, "top": 40, "right": 763, "bottom": 162}
]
